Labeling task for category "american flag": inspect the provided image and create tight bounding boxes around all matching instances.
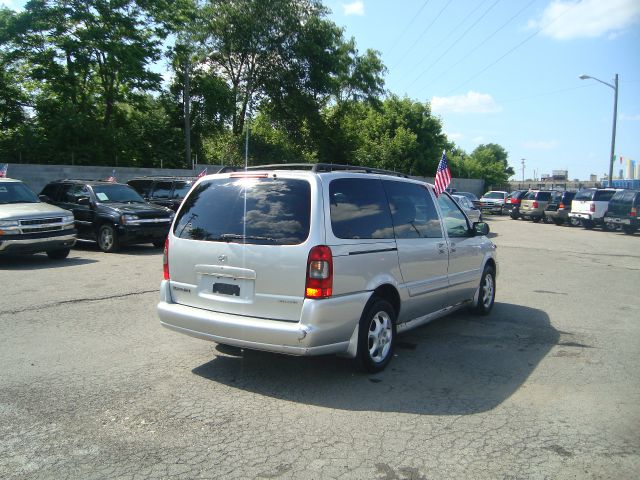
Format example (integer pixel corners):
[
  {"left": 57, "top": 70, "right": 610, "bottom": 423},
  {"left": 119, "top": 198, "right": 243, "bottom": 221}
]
[
  {"left": 197, "top": 167, "right": 208, "bottom": 178},
  {"left": 106, "top": 169, "right": 116, "bottom": 182},
  {"left": 434, "top": 150, "right": 451, "bottom": 196},
  {"left": 0, "top": 163, "right": 7, "bottom": 178}
]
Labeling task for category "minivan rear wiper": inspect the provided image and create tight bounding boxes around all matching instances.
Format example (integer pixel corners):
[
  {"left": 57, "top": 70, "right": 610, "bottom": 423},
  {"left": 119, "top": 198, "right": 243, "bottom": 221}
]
[{"left": 216, "top": 233, "right": 279, "bottom": 244}]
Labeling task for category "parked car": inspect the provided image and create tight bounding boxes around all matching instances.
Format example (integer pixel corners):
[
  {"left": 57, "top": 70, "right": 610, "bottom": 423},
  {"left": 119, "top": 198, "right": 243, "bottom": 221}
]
[
  {"left": 455, "top": 191, "right": 479, "bottom": 202},
  {"left": 158, "top": 164, "right": 497, "bottom": 373},
  {"left": 603, "top": 189, "right": 640, "bottom": 234},
  {"left": 127, "top": 176, "right": 196, "bottom": 212},
  {"left": 569, "top": 188, "right": 620, "bottom": 229},
  {"left": 452, "top": 194, "right": 482, "bottom": 223},
  {"left": 0, "top": 178, "right": 76, "bottom": 259},
  {"left": 40, "top": 179, "right": 174, "bottom": 252},
  {"left": 477, "top": 191, "right": 509, "bottom": 215},
  {"left": 504, "top": 190, "right": 528, "bottom": 219},
  {"left": 545, "top": 191, "right": 577, "bottom": 226},
  {"left": 519, "top": 190, "right": 555, "bottom": 222}
]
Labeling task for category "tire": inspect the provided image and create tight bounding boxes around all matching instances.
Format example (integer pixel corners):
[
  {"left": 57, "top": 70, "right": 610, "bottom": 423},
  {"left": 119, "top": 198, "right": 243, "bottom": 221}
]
[
  {"left": 532, "top": 216, "right": 541, "bottom": 223},
  {"left": 568, "top": 217, "right": 581, "bottom": 227},
  {"left": 622, "top": 225, "right": 637, "bottom": 235},
  {"left": 153, "top": 239, "right": 165, "bottom": 248},
  {"left": 581, "top": 219, "right": 594, "bottom": 229},
  {"left": 510, "top": 213, "right": 519, "bottom": 220},
  {"left": 552, "top": 218, "right": 564, "bottom": 226},
  {"left": 472, "top": 265, "right": 496, "bottom": 315},
  {"left": 601, "top": 222, "right": 613, "bottom": 232},
  {"left": 355, "top": 299, "right": 396, "bottom": 373},
  {"left": 97, "top": 224, "right": 120, "bottom": 252},
  {"left": 46, "top": 248, "right": 70, "bottom": 260}
]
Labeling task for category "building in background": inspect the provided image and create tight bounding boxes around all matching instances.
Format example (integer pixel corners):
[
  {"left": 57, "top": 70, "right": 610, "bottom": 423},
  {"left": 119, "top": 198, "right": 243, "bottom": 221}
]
[{"left": 624, "top": 158, "right": 636, "bottom": 180}]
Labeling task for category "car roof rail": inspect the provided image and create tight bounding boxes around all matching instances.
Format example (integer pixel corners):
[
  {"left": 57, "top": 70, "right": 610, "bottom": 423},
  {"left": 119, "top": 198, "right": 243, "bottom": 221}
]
[{"left": 245, "top": 163, "right": 409, "bottom": 178}]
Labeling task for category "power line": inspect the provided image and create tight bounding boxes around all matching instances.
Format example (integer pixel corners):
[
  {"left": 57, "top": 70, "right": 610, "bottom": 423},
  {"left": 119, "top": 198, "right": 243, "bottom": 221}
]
[
  {"left": 392, "top": 0, "right": 454, "bottom": 70},
  {"left": 428, "top": 0, "right": 538, "bottom": 90},
  {"left": 404, "top": 0, "right": 501, "bottom": 91},
  {"left": 386, "top": 0, "right": 432, "bottom": 57},
  {"left": 444, "top": 0, "right": 579, "bottom": 95}
]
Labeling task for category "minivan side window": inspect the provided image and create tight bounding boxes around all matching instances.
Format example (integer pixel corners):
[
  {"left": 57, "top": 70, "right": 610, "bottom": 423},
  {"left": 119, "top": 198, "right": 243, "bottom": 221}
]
[
  {"left": 383, "top": 180, "right": 442, "bottom": 239},
  {"left": 330, "top": 178, "right": 394, "bottom": 239},
  {"left": 437, "top": 193, "right": 470, "bottom": 238}
]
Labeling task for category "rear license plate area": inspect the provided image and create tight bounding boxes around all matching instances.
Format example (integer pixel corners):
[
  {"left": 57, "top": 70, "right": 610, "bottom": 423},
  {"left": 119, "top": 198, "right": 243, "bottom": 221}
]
[{"left": 212, "top": 282, "right": 240, "bottom": 296}]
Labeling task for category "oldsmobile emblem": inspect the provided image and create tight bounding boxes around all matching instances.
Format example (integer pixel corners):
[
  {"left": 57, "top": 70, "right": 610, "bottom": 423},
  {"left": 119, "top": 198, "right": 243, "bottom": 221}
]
[{"left": 218, "top": 255, "right": 227, "bottom": 263}]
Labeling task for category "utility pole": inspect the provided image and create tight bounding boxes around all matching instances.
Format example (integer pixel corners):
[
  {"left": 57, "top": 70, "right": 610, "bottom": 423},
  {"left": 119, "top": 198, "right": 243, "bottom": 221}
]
[{"left": 521, "top": 158, "right": 525, "bottom": 183}]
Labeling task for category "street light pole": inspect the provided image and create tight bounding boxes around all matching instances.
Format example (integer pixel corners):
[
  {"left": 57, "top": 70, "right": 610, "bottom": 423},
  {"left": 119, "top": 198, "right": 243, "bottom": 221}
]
[{"left": 580, "top": 73, "right": 618, "bottom": 186}]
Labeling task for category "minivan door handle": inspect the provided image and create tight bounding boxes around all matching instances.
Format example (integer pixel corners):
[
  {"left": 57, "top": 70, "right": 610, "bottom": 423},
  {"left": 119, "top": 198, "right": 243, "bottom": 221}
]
[
  {"left": 437, "top": 242, "right": 447, "bottom": 254},
  {"left": 449, "top": 242, "right": 457, "bottom": 253}
]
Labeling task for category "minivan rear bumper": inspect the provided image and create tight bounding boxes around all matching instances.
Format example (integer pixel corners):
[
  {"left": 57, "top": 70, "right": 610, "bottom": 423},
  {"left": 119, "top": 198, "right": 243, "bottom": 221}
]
[{"left": 157, "top": 280, "right": 369, "bottom": 357}]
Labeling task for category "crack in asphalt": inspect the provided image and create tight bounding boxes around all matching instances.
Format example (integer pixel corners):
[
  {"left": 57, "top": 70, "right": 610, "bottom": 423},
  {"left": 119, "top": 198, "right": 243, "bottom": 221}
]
[{"left": 0, "top": 289, "right": 158, "bottom": 316}]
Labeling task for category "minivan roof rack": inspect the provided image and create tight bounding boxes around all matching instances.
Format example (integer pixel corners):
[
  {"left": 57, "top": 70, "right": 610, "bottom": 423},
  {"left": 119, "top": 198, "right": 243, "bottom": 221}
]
[{"left": 245, "top": 163, "right": 409, "bottom": 178}]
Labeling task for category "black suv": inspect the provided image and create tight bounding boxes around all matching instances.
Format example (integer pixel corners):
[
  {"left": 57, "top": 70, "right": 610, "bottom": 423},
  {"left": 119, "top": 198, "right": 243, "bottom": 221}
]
[
  {"left": 544, "top": 191, "right": 577, "bottom": 226},
  {"left": 604, "top": 189, "right": 639, "bottom": 234},
  {"left": 127, "top": 176, "right": 195, "bottom": 212},
  {"left": 40, "top": 180, "right": 174, "bottom": 252}
]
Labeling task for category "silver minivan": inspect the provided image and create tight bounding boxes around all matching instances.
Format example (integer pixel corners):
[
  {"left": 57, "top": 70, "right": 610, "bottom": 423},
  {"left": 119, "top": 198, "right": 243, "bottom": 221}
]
[{"left": 158, "top": 164, "right": 498, "bottom": 372}]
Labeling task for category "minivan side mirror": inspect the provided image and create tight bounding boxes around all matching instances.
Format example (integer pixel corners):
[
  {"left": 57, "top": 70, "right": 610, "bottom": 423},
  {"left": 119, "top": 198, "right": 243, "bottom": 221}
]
[
  {"left": 38, "top": 194, "right": 51, "bottom": 203},
  {"left": 77, "top": 196, "right": 91, "bottom": 206},
  {"left": 473, "top": 222, "right": 490, "bottom": 236}
]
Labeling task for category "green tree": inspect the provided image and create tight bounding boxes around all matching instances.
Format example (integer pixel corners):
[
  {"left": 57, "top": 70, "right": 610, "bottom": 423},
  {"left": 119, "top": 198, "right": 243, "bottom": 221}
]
[{"left": 467, "top": 143, "right": 515, "bottom": 186}]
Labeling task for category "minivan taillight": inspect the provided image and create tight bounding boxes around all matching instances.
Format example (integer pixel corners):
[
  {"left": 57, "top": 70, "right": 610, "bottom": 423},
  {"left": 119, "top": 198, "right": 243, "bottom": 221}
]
[
  {"left": 590, "top": 203, "right": 595, "bottom": 213},
  {"left": 631, "top": 207, "right": 637, "bottom": 218},
  {"left": 559, "top": 202, "right": 565, "bottom": 209},
  {"left": 532, "top": 201, "right": 539, "bottom": 208},
  {"left": 305, "top": 245, "right": 333, "bottom": 299},
  {"left": 163, "top": 237, "right": 170, "bottom": 280}
]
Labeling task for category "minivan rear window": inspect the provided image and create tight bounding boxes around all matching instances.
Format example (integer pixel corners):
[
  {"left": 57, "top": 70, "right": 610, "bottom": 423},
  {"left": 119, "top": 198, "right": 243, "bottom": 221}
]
[{"left": 173, "top": 177, "right": 310, "bottom": 245}]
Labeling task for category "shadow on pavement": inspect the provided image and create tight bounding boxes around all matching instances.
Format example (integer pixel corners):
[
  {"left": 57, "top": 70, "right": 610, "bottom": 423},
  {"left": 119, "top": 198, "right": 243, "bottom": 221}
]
[
  {"left": 0, "top": 254, "right": 97, "bottom": 270},
  {"left": 73, "top": 240, "right": 162, "bottom": 256},
  {"left": 192, "top": 302, "right": 561, "bottom": 415}
]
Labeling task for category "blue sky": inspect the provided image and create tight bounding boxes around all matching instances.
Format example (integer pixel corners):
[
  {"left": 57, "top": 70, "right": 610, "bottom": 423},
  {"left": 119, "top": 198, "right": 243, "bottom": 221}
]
[
  {"left": 324, "top": 0, "right": 640, "bottom": 181},
  {"left": 3, "top": 0, "right": 640, "bottom": 180}
]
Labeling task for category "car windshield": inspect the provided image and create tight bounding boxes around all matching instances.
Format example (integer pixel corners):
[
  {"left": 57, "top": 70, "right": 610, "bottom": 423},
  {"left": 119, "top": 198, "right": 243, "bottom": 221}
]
[
  {"left": 0, "top": 182, "right": 40, "bottom": 204},
  {"left": 457, "top": 192, "right": 478, "bottom": 200},
  {"left": 91, "top": 184, "right": 146, "bottom": 203},
  {"left": 483, "top": 192, "right": 505, "bottom": 199}
]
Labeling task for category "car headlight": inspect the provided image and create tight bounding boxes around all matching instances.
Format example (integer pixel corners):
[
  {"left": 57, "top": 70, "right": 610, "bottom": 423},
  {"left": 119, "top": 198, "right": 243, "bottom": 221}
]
[
  {"left": 121, "top": 214, "right": 140, "bottom": 224},
  {"left": 62, "top": 214, "right": 75, "bottom": 223}
]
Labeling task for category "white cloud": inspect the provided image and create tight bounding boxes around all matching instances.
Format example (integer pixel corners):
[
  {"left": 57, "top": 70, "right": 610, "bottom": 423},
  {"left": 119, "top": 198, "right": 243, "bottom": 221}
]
[
  {"left": 431, "top": 91, "right": 502, "bottom": 114},
  {"left": 446, "top": 132, "right": 464, "bottom": 141},
  {"left": 530, "top": 0, "right": 640, "bottom": 40},
  {"left": 523, "top": 140, "right": 559, "bottom": 150},
  {"left": 342, "top": 1, "right": 364, "bottom": 16},
  {"left": 620, "top": 113, "right": 640, "bottom": 121},
  {"left": 473, "top": 136, "right": 485, "bottom": 143}
]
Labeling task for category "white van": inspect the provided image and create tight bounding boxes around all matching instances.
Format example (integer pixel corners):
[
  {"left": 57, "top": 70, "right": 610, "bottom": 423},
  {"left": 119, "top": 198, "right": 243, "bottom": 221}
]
[{"left": 157, "top": 164, "right": 498, "bottom": 372}]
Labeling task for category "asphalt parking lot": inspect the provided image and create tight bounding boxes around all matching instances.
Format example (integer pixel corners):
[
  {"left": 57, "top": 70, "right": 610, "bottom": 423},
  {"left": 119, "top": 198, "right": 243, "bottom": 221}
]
[{"left": 1, "top": 217, "right": 639, "bottom": 479}]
